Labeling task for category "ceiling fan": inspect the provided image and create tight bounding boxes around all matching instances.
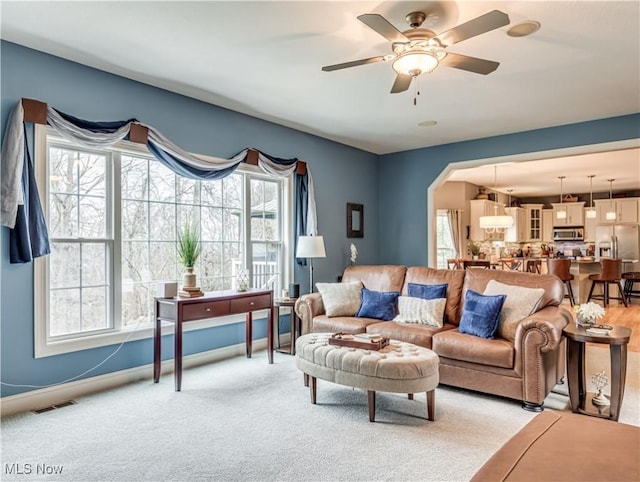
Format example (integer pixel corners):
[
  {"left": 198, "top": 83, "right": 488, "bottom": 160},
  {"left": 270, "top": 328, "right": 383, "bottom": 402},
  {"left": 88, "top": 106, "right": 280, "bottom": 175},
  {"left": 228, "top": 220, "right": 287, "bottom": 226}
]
[{"left": 322, "top": 9, "right": 510, "bottom": 93}]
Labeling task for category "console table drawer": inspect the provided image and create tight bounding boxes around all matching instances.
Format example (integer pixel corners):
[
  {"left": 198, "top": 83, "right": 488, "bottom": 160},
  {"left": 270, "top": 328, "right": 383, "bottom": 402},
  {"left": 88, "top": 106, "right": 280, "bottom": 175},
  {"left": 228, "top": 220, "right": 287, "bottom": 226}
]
[
  {"left": 182, "top": 301, "right": 230, "bottom": 321},
  {"left": 230, "top": 294, "right": 271, "bottom": 313}
]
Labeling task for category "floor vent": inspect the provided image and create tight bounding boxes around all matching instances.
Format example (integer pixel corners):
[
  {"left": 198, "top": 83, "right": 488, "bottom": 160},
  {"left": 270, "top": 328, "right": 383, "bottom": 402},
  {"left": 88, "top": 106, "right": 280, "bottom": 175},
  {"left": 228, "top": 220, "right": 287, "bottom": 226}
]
[{"left": 32, "top": 400, "right": 77, "bottom": 414}]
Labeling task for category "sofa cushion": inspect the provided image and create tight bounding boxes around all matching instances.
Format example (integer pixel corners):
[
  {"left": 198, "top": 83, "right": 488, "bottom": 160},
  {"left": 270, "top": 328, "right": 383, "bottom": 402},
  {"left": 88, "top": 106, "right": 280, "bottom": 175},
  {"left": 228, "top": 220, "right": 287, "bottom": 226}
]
[
  {"left": 367, "top": 321, "right": 456, "bottom": 349},
  {"left": 463, "top": 268, "right": 564, "bottom": 310},
  {"left": 394, "top": 296, "right": 445, "bottom": 327},
  {"left": 407, "top": 282, "right": 447, "bottom": 300},
  {"left": 356, "top": 288, "right": 399, "bottom": 321},
  {"left": 432, "top": 329, "right": 515, "bottom": 369},
  {"left": 404, "top": 267, "right": 466, "bottom": 326},
  {"left": 484, "top": 280, "right": 545, "bottom": 342},
  {"left": 459, "top": 290, "right": 506, "bottom": 339},
  {"left": 316, "top": 281, "right": 363, "bottom": 317},
  {"left": 312, "top": 315, "right": 378, "bottom": 334},
  {"left": 342, "top": 265, "right": 407, "bottom": 292}
]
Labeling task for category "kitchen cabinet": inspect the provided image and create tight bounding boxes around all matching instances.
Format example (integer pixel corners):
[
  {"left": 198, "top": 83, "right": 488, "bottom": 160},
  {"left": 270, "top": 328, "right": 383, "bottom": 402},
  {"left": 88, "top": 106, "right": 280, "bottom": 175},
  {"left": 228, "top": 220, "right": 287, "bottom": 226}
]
[
  {"left": 504, "top": 207, "right": 526, "bottom": 243},
  {"left": 523, "top": 204, "right": 543, "bottom": 242},
  {"left": 594, "top": 198, "right": 639, "bottom": 224},
  {"left": 584, "top": 208, "right": 597, "bottom": 242},
  {"left": 551, "top": 202, "right": 585, "bottom": 226},
  {"left": 542, "top": 209, "right": 554, "bottom": 243},
  {"left": 469, "top": 199, "right": 505, "bottom": 242}
]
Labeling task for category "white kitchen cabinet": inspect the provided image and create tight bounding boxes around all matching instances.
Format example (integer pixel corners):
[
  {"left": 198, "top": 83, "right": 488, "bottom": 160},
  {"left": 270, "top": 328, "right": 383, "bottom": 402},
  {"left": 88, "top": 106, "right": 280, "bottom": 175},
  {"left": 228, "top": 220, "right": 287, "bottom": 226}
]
[
  {"left": 522, "top": 204, "right": 543, "bottom": 242},
  {"left": 542, "top": 209, "right": 554, "bottom": 243},
  {"left": 551, "top": 202, "right": 585, "bottom": 226},
  {"left": 584, "top": 208, "right": 597, "bottom": 242},
  {"left": 469, "top": 199, "right": 505, "bottom": 242},
  {"left": 504, "top": 207, "right": 526, "bottom": 243},
  {"left": 594, "top": 198, "right": 639, "bottom": 224}
]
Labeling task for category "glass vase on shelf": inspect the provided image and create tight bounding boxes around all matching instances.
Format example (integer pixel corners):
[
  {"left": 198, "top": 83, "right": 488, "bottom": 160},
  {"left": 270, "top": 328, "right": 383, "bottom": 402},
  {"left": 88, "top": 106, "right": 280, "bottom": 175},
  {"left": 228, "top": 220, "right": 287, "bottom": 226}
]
[{"left": 573, "top": 302, "right": 605, "bottom": 327}]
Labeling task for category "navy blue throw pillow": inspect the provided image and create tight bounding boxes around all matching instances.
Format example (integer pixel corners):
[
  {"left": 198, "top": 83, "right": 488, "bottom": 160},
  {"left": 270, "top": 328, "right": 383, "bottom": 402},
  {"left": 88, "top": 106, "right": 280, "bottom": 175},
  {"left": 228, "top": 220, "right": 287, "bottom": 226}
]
[
  {"left": 356, "top": 288, "right": 400, "bottom": 321},
  {"left": 458, "top": 289, "right": 506, "bottom": 339},
  {"left": 407, "top": 282, "right": 448, "bottom": 300}
]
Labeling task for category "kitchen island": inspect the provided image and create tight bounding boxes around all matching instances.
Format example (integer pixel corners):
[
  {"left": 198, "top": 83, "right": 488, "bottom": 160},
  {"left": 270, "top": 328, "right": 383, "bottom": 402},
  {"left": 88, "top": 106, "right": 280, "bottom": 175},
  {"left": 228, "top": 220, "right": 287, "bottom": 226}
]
[{"left": 568, "top": 259, "right": 600, "bottom": 304}]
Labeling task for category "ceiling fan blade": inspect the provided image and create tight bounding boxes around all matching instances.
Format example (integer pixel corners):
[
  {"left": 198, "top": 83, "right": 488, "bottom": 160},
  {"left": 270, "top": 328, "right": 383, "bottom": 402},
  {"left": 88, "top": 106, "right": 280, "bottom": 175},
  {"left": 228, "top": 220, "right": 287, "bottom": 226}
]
[
  {"left": 390, "top": 73, "right": 413, "bottom": 93},
  {"left": 322, "top": 55, "right": 387, "bottom": 72},
  {"left": 440, "top": 52, "right": 500, "bottom": 75},
  {"left": 357, "top": 14, "right": 409, "bottom": 44},
  {"left": 435, "top": 10, "right": 510, "bottom": 46}
]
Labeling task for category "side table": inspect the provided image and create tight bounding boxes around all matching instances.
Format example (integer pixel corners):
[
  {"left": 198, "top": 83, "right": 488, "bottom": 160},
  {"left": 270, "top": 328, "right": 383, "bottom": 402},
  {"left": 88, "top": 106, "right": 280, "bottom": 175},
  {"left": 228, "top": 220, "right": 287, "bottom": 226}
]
[
  {"left": 563, "top": 323, "right": 632, "bottom": 421},
  {"left": 274, "top": 298, "right": 300, "bottom": 355}
]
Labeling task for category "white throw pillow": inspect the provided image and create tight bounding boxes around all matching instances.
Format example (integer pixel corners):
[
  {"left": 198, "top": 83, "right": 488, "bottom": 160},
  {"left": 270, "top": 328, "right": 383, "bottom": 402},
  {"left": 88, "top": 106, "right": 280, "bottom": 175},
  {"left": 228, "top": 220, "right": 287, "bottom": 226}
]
[
  {"left": 393, "top": 296, "right": 445, "bottom": 328},
  {"left": 483, "top": 279, "right": 545, "bottom": 342},
  {"left": 316, "top": 281, "right": 364, "bottom": 317}
]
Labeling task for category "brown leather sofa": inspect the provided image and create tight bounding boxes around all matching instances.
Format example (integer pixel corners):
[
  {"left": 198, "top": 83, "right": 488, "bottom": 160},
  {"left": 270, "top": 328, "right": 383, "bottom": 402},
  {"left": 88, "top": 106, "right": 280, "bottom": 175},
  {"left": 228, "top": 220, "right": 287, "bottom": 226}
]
[{"left": 295, "top": 265, "right": 572, "bottom": 411}]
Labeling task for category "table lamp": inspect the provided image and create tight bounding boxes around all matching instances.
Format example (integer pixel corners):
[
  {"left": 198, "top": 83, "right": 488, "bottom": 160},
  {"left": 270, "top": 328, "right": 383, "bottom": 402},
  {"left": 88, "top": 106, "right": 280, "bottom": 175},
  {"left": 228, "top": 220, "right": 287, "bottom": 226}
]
[{"left": 296, "top": 235, "right": 326, "bottom": 293}]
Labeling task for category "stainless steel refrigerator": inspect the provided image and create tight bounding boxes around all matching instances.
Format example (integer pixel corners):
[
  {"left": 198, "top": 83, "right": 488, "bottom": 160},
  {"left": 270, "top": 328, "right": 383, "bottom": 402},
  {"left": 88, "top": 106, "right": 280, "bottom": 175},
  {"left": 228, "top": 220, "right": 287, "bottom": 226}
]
[{"left": 596, "top": 224, "right": 640, "bottom": 267}]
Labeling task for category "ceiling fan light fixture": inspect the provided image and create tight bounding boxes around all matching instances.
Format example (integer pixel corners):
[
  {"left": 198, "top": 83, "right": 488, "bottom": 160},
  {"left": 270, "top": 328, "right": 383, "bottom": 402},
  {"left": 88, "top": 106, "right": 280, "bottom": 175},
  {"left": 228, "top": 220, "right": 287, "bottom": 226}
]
[{"left": 392, "top": 51, "right": 438, "bottom": 76}]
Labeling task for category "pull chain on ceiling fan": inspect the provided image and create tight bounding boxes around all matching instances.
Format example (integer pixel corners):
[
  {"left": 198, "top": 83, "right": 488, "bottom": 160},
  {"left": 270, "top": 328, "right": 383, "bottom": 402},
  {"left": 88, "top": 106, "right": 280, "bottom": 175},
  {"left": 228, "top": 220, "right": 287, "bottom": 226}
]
[{"left": 322, "top": 9, "right": 510, "bottom": 94}]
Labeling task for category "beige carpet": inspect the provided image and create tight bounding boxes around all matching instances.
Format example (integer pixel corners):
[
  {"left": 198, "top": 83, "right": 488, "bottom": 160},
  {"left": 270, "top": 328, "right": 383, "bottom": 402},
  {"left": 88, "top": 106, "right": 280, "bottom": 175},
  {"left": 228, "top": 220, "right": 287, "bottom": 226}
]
[{"left": 1, "top": 346, "right": 638, "bottom": 481}]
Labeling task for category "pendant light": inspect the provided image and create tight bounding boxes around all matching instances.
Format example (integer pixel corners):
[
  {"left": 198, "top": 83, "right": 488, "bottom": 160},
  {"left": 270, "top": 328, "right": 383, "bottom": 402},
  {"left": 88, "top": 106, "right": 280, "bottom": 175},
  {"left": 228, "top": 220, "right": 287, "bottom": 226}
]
[
  {"left": 556, "top": 176, "right": 567, "bottom": 219},
  {"left": 585, "top": 175, "right": 597, "bottom": 219},
  {"left": 479, "top": 165, "right": 514, "bottom": 232},
  {"left": 606, "top": 179, "right": 616, "bottom": 220}
]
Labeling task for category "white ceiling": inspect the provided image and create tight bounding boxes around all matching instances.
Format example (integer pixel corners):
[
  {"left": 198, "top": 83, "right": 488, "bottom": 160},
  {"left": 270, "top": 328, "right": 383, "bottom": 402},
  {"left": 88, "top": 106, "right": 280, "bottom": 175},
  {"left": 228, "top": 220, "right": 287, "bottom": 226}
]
[{"left": 1, "top": 1, "right": 639, "bottom": 194}]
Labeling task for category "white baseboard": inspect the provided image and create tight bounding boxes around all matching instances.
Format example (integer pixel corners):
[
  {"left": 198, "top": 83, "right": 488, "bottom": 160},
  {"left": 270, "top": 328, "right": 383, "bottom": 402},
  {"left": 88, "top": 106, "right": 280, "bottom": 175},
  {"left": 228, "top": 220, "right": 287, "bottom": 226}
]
[{"left": 1, "top": 336, "right": 282, "bottom": 418}]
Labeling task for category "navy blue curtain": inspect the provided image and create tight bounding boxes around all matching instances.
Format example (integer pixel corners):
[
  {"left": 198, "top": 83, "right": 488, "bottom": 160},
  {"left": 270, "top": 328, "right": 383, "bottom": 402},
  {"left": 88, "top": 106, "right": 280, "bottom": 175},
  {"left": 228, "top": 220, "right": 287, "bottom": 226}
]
[
  {"left": 294, "top": 173, "right": 309, "bottom": 266},
  {"left": 147, "top": 142, "right": 238, "bottom": 180},
  {"left": 55, "top": 109, "right": 136, "bottom": 133},
  {"left": 9, "top": 126, "right": 50, "bottom": 263}
]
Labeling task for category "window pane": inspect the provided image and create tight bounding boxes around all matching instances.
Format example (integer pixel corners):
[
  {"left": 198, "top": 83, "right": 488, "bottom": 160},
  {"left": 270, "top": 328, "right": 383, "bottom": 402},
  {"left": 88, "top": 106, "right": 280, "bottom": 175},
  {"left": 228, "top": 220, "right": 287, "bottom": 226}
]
[
  {"left": 122, "top": 200, "right": 148, "bottom": 240},
  {"left": 122, "top": 241, "right": 149, "bottom": 282},
  {"left": 50, "top": 243, "right": 80, "bottom": 289},
  {"left": 50, "top": 288, "right": 81, "bottom": 336},
  {"left": 223, "top": 175, "right": 242, "bottom": 208},
  {"left": 149, "top": 162, "right": 175, "bottom": 203},
  {"left": 81, "top": 286, "right": 108, "bottom": 332},
  {"left": 150, "top": 242, "right": 177, "bottom": 280},
  {"left": 177, "top": 176, "right": 199, "bottom": 205},
  {"left": 223, "top": 208, "right": 241, "bottom": 241},
  {"left": 121, "top": 283, "right": 151, "bottom": 328},
  {"left": 201, "top": 207, "right": 222, "bottom": 241},
  {"left": 149, "top": 202, "right": 176, "bottom": 241},
  {"left": 79, "top": 195, "right": 106, "bottom": 238},
  {"left": 78, "top": 152, "right": 106, "bottom": 197},
  {"left": 121, "top": 156, "right": 148, "bottom": 200},
  {"left": 49, "top": 147, "right": 78, "bottom": 194},
  {"left": 50, "top": 194, "right": 78, "bottom": 237},
  {"left": 82, "top": 243, "right": 106, "bottom": 286},
  {"left": 201, "top": 180, "right": 222, "bottom": 207}
]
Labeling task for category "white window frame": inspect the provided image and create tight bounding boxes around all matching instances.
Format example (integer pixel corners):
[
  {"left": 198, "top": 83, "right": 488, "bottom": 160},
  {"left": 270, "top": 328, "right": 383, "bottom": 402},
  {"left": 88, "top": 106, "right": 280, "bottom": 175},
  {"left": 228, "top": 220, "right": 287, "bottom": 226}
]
[{"left": 34, "top": 125, "right": 294, "bottom": 357}]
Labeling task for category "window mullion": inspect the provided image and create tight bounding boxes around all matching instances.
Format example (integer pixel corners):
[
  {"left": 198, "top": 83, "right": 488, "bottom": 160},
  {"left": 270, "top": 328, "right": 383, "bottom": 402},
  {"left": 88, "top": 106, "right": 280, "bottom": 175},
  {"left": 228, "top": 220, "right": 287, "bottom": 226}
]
[{"left": 112, "top": 151, "right": 122, "bottom": 330}]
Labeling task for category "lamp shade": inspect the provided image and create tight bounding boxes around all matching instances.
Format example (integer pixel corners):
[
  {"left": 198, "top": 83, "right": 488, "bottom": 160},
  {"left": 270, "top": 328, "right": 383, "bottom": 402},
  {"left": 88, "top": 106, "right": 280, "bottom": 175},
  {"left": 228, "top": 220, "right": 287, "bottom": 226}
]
[{"left": 296, "top": 236, "right": 326, "bottom": 258}]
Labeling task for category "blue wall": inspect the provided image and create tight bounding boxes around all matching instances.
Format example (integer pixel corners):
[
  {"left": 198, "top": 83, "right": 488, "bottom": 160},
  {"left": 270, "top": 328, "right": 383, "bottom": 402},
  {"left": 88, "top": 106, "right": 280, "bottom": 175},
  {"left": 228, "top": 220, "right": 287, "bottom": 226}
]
[
  {"left": 0, "top": 41, "right": 379, "bottom": 396},
  {"left": 377, "top": 115, "right": 640, "bottom": 266}
]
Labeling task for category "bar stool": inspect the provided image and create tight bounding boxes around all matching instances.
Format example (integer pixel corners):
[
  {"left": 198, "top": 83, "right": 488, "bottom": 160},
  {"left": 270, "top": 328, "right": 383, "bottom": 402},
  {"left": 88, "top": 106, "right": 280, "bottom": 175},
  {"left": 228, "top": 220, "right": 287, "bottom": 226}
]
[
  {"left": 526, "top": 259, "right": 542, "bottom": 274},
  {"left": 447, "top": 258, "right": 462, "bottom": 270},
  {"left": 622, "top": 272, "right": 640, "bottom": 303},
  {"left": 547, "top": 258, "right": 575, "bottom": 306},
  {"left": 587, "top": 259, "right": 628, "bottom": 307}
]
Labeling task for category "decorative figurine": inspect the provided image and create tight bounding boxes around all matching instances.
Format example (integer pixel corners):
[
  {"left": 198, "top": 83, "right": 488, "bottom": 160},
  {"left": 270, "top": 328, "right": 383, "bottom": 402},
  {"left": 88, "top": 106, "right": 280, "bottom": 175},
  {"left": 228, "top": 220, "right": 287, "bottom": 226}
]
[{"left": 591, "top": 370, "right": 610, "bottom": 406}]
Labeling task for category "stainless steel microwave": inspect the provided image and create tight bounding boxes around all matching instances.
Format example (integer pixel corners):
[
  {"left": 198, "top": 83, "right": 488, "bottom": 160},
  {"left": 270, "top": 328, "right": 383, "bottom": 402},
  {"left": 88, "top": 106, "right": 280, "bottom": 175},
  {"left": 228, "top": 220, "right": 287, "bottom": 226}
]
[{"left": 553, "top": 227, "right": 584, "bottom": 241}]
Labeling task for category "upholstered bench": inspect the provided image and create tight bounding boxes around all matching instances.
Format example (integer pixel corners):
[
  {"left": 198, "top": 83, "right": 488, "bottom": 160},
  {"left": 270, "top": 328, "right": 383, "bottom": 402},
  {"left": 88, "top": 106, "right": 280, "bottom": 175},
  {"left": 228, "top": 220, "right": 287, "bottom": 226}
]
[{"left": 295, "top": 333, "right": 439, "bottom": 422}]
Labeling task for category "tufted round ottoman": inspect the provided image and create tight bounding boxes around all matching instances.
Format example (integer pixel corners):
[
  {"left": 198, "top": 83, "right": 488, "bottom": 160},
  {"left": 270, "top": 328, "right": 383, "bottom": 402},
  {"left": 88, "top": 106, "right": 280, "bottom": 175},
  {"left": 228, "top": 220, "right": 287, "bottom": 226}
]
[{"left": 295, "top": 333, "right": 439, "bottom": 422}]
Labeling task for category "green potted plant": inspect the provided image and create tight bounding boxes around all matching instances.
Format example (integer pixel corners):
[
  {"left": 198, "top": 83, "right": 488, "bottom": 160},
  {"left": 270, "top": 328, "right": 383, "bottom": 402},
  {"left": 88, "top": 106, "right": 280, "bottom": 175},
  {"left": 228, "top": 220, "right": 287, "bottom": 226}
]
[
  {"left": 468, "top": 241, "right": 481, "bottom": 260},
  {"left": 178, "top": 220, "right": 201, "bottom": 291}
]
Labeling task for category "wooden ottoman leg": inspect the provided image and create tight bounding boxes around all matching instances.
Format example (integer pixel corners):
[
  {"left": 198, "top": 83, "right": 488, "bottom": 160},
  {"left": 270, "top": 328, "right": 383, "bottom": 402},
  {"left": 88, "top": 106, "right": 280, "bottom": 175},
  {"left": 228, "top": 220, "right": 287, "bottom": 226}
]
[
  {"left": 368, "top": 390, "right": 376, "bottom": 422},
  {"left": 426, "top": 389, "right": 435, "bottom": 421},
  {"left": 310, "top": 376, "right": 317, "bottom": 404},
  {"left": 408, "top": 393, "right": 414, "bottom": 400},
  {"left": 303, "top": 373, "right": 309, "bottom": 387}
]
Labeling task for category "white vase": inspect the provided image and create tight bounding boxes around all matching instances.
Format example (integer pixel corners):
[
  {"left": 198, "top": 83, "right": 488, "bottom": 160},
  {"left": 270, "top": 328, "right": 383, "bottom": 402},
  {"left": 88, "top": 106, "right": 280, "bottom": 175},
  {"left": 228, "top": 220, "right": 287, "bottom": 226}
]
[{"left": 183, "top": 267, "right": 196, "bottom": 288}]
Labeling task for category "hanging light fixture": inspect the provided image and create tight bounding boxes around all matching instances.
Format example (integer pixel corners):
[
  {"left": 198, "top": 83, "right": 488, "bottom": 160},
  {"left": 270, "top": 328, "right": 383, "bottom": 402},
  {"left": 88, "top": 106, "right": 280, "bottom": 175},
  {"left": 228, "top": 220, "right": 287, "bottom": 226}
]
[
  {"left": 556, "top": 176, "right": 567, "bottom": 219},
  {"left": 585, "top": 175, "right": 597, "bottom": 219},
  {"left": 606, "top": 179, "right": 617, "bottom": 221},
  {"left": 479, "top": 166, "right": 514, "bottom": 232}
]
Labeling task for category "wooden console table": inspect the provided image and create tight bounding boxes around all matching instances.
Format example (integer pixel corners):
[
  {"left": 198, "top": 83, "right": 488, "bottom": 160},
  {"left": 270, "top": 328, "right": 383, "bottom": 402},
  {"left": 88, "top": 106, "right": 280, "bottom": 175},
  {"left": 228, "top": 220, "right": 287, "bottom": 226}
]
[
  {"left": 563, "top": 323, "right": 631, "bottom": 421},
  {"left": 154, "top": 289, "right": 274, "bottom": 391}
]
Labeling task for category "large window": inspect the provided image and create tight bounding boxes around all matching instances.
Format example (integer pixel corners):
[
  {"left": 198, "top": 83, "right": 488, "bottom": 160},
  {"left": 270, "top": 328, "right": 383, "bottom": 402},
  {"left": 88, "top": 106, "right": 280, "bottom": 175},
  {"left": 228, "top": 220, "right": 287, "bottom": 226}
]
[
  {"left": 35, "top": 127, "right": 291, "bottom": 356},
  {"left": 436, "top": 210, "right": 456, "bottom": 269}
]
